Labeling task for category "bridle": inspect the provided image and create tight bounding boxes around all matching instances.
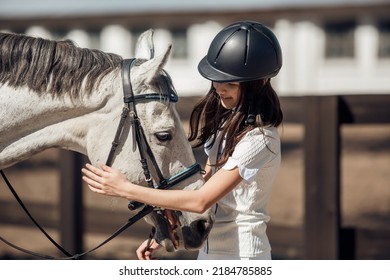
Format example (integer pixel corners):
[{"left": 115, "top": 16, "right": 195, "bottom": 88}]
[
  {"left": 0, "top": 58, "right": 203, "bottom": 259},
  {"left": 109, "top": 58, "right": 203, "bottom": 210}
]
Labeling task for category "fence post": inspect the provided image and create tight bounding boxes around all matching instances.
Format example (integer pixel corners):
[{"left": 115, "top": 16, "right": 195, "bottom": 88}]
[
  {"left": 59, "top": 150, "right": 84, "bottom": 256},
  {"left": 304, "top": 95, "right": 341, "bottom": 259}
]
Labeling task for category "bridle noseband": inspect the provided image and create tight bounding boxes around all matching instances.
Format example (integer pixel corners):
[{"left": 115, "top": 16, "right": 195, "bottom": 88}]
[{"left": 0, "top": 58, "right": 203, "bottom": 259}]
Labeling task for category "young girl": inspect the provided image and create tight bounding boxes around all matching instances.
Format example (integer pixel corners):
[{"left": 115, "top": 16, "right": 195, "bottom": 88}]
[{"left": 82, "top": 20, "right": 283, "bottom": 260}]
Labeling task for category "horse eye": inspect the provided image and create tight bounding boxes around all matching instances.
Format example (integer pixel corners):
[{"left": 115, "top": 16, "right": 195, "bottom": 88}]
[{"left": 155, "top": 132, "right": 172, "bottom": 142}]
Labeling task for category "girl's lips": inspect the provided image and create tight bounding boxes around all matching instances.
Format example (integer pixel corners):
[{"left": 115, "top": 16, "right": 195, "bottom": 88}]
[{"left": 219, "top": 95, "right": 231, "bottom": 100}]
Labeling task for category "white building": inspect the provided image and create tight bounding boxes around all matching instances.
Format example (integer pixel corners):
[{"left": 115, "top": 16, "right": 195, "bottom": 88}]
[{"left": 1, "top": 0, "right": 390, "bottom": 96}]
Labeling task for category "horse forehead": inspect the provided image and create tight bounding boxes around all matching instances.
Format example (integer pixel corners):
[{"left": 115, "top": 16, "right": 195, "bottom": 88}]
[{"left": 142, "top": 101, "right": 176, "bottom": 127}]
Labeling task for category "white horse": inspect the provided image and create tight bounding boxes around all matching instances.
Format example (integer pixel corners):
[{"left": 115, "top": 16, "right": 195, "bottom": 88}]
[{"left": 0, "top": 30, "right": 214, "bottom": 254}]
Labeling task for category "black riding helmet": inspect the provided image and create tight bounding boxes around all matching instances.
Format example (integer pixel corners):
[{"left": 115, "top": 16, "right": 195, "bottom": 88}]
[{"left": 198, "top": 21, "right": 282, "bottom": 82}]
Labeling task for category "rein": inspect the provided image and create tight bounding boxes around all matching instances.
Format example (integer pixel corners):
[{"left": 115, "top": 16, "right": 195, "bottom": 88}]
[{"left": 0, "top": 58, "right": 202, "bottom": 259}]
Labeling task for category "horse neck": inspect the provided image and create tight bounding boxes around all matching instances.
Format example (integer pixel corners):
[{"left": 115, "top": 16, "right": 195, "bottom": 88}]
[{"left": 0, "top": 74, "right": 121, "bottom": 169}]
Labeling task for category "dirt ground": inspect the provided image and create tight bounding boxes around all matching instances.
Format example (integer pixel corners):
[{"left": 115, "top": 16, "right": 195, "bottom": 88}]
[{"left": 0, "top": 121, "right": 389, "bottom": 260}]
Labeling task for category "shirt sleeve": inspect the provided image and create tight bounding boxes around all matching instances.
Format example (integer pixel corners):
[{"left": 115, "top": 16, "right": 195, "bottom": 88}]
[{"left": 222, "top": 130, "right": 279, "bottom": 183}]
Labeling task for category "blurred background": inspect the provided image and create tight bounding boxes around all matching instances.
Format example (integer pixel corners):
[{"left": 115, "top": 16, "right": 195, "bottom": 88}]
[{"left": 0, "top": 0, "right": 389, "bottom": 260}]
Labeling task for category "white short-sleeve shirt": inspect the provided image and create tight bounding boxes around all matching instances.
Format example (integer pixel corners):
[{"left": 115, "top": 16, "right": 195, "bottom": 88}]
[{"left": 201, "top": 126, "right": 281, "bottom": 258}]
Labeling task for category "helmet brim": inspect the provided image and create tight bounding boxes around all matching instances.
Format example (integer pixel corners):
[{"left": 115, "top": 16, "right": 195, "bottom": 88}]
[
  {"left": 198, "top": 56, "right": 247, "bottom": 82},
  {"left": 198, "top": 56, "right": 279, "bottom": 83}
]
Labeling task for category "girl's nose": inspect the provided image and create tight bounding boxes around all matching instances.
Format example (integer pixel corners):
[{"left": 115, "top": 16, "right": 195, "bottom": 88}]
[{"left": 213, "top": 82, "right": 224, "bottom": 92}]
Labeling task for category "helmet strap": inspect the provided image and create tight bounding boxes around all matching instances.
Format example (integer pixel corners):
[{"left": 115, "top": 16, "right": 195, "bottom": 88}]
[
  {"left": 245, "top": 113, "right": 256, "bottom": 125},
  {"left": 245, "top": 93, "right": 256, "bottom": 125}
]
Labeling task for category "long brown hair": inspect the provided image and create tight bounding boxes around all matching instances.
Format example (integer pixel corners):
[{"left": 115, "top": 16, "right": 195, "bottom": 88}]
[{"left": 188, "top": 79, "right": 283, "bottom": 166}]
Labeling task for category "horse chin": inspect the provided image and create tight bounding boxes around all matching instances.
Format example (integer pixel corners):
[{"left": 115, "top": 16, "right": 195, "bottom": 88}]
[
  {"left": 145, "top": 210, "right": 179, "bottom": 252},
  {"left": 157, "top": 238, "right": 178, "bottom": 253}
]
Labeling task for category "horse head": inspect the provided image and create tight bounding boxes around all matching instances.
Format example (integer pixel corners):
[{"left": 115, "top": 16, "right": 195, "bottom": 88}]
[{"left": 108, "top": 30, "right": 216, "bottom": 252}]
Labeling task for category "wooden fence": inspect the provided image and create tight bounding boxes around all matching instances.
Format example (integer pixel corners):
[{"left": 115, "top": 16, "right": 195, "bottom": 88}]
[{"left": 281, "top": 94, "right": 390, "bottom": 259}]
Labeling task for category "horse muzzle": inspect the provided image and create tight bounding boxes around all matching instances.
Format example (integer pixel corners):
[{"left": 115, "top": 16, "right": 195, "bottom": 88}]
[{"left": 146, "top": 209, "right": 214, "bottom": 252}]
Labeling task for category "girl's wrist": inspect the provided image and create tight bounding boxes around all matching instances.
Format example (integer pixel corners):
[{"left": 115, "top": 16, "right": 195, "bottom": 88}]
[{"left": 124, "top": 181, "right": 142, "bottom": 202}]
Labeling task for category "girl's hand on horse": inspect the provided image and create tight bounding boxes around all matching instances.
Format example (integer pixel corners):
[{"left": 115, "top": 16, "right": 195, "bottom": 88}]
[{"left": 81, "top": 163, "right": 130, "bottom": 198}]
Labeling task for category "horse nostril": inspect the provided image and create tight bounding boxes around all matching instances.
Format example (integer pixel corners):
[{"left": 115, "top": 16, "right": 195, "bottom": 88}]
[
  {"left": 182, "top": 219, "right": 214, "bottom": 250},
  {"left": 195, "top": 220, "right": 212, "bottom": 236}
]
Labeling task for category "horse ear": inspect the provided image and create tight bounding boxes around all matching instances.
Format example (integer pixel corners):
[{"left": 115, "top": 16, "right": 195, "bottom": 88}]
[
  {"left": 134, "top": 44, "right": 172, "bottom": 84},
  {"left": 135, "top": 29, "right": 155, "bottom": 59}
]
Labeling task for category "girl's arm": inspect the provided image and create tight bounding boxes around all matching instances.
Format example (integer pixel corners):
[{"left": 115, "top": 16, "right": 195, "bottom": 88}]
[{"left": 81, "top": 162, "right": 242, "bottom": 214}]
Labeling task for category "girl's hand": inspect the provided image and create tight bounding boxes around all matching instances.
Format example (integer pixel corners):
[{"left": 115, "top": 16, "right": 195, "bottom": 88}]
[
  {"left": 81, "top": 163, "right": 130, "bottom": 198},
  {"left": 136, "top": 238, "right": 160, "bottom": 260}
]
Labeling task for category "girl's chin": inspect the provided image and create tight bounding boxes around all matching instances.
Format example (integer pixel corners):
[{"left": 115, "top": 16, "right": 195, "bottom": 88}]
[{"left": 221, "top": 102, "right": 235, "bottom": 109}]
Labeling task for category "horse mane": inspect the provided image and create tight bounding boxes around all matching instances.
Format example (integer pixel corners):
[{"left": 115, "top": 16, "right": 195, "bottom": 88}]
[{"left": 0, "top": 32, "right": 123, "bottom": 98}]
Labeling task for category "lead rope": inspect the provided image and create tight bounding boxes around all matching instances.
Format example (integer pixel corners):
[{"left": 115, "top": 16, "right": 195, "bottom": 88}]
[
  {"left": 143, "top": 227, "right": 156, "bottom": 255},
  {"left": 0, "top": 170, "right": 72, "bottom": 258}
]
